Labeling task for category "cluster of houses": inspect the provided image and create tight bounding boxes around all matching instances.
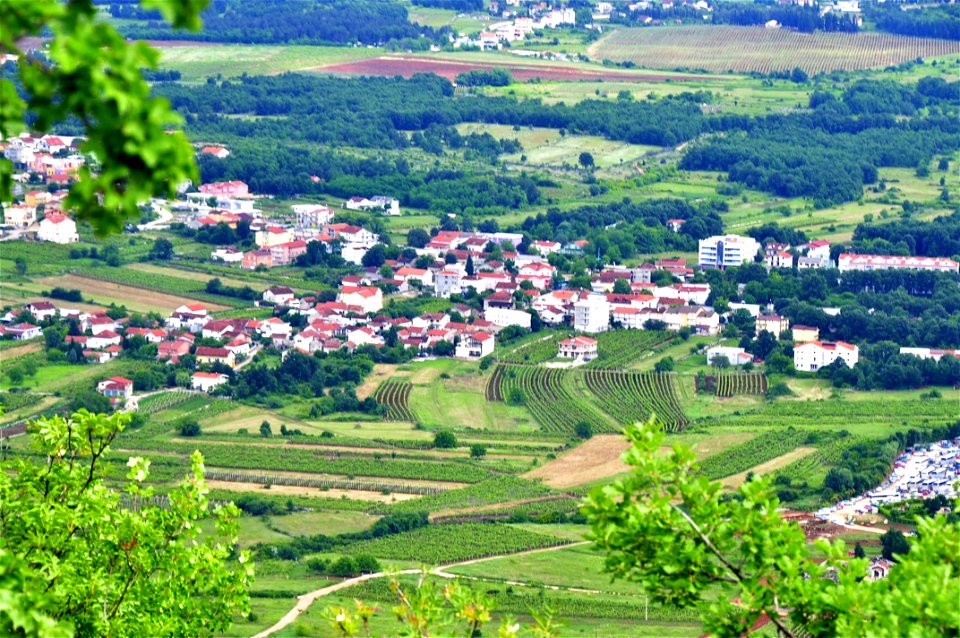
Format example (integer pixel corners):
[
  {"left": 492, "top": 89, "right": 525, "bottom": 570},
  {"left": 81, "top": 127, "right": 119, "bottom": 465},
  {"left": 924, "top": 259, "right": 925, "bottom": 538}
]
[
  {"left": 459, "top": 4, "right": 577, "bottom": 50},
  {"left": 2, "top": 133, "right": 85, "bottom": 186}
]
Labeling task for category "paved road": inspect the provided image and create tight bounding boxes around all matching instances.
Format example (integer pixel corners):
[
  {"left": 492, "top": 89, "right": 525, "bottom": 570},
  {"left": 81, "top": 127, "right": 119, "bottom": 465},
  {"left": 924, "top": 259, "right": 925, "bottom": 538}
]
[{"left": 251, "top": 541, "right": 591, "bottom": 638}]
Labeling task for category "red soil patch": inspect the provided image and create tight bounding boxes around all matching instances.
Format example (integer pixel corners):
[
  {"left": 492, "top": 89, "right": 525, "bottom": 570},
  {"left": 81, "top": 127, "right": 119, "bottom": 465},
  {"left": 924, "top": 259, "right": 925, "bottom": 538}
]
[{"left": 316, "top": 55, "right": 714, "bottom": 83}]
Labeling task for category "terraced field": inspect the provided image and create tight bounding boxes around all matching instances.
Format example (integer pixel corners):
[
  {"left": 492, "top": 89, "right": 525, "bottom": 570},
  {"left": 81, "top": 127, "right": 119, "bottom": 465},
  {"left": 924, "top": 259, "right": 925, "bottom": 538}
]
[
  {"left": 582, "top": 369, "right": 688, "bottom": 431},
  {"left": 373, "top": 379, "right": 416, "bottom": 422}
]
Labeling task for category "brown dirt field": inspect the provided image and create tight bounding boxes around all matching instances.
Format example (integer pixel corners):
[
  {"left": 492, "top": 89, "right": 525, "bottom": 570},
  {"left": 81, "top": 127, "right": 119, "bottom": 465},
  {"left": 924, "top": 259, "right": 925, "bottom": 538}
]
[
  {"left": 315, "top": 55, "right": 715, "bottom": 83},
  {"left": 204, "top": 465, "right": 468, "bottom": 490},
  {"left": 206, "top": 480, "right": 421, "bottom": 502},
  {"left": 37, "top": 274, "right": 230, "bottom": 314},
  {"left": 720, "top": 447, "right": 817, "bottom": 489},
  {"left": 524, "top": 435, "right": 632, "bottom": 489},
  {"left": 0, "top": 341, "right": 42, "bottom": 361}
]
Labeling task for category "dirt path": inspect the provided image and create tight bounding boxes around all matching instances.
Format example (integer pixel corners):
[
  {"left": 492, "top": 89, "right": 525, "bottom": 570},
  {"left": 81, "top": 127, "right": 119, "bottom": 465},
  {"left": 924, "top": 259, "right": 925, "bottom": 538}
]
[{"left": 251, "top": 541, "right": 589, "bottom": 638}]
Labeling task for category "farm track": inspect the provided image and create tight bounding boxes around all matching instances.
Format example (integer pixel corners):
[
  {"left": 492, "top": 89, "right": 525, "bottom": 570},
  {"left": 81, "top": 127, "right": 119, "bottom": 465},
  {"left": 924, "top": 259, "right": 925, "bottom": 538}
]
[{"left": 251, "top": 542, "right": 590, "bottom": 638}]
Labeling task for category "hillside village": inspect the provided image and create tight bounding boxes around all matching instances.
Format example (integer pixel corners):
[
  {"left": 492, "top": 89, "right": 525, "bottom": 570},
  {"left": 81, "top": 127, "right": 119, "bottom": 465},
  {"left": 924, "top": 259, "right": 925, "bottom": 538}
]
[{"left": 3, "top": 169, "right": 960, "bottom": 405}]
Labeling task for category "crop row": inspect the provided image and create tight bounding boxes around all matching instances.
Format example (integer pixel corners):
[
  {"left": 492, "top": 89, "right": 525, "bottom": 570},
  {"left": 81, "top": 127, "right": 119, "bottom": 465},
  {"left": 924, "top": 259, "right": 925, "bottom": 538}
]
[
  {"left": 585, "top": 330, "right": 671, "bottom": 369},
  {"left": 351, "top": 578, "right": 700, "bottom": 622},
  {"left": 136, "top": 390, "right": 196, "bottom": 415},
  {"left": 500, "top": 365, "right": 615, "bottom": 433},
  {"left": 380, "top": 475, "right": 559, "bottom": 515},
  {"left": 698, "top": 428, "right": 812, "bottom": 480},
  {"left": 131, "top": 441, "right": 491, "bottom": 483},
  {"left": 498, "top": 333, "right": 564, "bottom": 364},
  {"left": 582, "top": 369, "right": 688, "bottom": 432},
  {"left": 204, "top": 470, "right": 445, "bottom": 495},
  {"left": 715, "top": 371, "right": 768, "bottom": 397},
  {"left": 373, "top": 379, "right": 416, "bottom": 422},
  {"left": 343, "top": 522, "right": 568, "bottom": 563},
  {"left": 485, "top": 365, "right": 505, "bottom": 401}
]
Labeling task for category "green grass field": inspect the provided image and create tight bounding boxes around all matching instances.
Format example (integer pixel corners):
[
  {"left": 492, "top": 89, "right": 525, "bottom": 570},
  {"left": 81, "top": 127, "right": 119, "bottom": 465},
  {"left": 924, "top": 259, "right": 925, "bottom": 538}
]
[{"left": 158, "top": 44, "right": 382, "bottom": 81}]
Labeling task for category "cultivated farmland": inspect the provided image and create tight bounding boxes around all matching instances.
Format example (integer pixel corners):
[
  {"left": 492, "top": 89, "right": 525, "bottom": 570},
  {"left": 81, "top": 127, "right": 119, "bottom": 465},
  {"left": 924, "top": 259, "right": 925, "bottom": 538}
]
[
  {"left": 582, "top": 369, "right": 688, "bottom": 431},
  {"left": 589, "top": 26, "right": 960, "bottom": 74},
  {"left": 373, "top": 379, "right": 416, "bottom": 422},
  {"left": 317, "top": 54, "right": 716, "bottom": 82}
]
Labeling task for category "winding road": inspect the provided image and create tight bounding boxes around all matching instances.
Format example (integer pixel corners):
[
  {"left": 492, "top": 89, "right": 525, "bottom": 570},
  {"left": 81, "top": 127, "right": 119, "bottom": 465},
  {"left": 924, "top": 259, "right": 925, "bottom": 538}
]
[{"left": 251, "top": 541, "right": 591, "bottom": 638}]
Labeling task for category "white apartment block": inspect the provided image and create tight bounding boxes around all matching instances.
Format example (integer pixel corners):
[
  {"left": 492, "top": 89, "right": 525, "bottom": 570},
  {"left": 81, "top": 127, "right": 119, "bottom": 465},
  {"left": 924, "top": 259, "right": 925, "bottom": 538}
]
[
  {"left": 698, "top": 234, "right": 760, "bottom": 269},
  {"left": 837, "top": 253, "right": 959, "bottom": 274},
  {"left": 573, "top": 294, "right": 610, "bottom": 333},
  {"left": 793, "top": 341, "right": 859, "bottom": 372}
]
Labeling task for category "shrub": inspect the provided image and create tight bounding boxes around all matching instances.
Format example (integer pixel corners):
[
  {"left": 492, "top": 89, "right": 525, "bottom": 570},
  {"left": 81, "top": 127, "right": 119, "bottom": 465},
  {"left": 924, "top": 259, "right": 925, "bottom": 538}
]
[
  {"left": 575, "top": 422, "right": 593, "bottom": 440},
  {"left": 433, "top": 430, "right": 458, "bottom": 449},
  {"left": 179, "top": 420, "right": 201, "bottom": 437}
]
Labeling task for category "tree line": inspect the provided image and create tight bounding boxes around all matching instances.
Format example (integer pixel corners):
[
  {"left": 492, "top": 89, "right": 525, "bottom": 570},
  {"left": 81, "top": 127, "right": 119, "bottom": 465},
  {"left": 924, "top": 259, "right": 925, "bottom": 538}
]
[
  {"left": 114, "top": 0, "right": 452, "bottom": 47},
  {"left": 867, "top": 3, "right": 960, "bottom": 40}
]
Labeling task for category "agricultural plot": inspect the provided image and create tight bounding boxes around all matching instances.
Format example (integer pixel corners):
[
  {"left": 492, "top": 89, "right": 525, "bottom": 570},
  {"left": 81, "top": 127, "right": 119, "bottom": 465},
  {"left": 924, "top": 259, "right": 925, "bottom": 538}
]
[
  {"left": 585, "top": 330, "right": 671, "bottom": 369},
  {"left": 35, "top": 274, "right": 230, "bottom": 314},
  {"left": 136, "top": 390, "right": 196, "bottom": 415},
  {"left": 497, "top": 332, "right": 565, "bottom": 364},
  {"left": 485, "top": 365, "right": 505, "bottom": 401},
  {"left": 526, "top": 435, "right": 633, "bottom": 489},
  {"left": 342, "top": 522, "right": 569, "bottom": 563},
  {"left": 372, "top": 379, "right": 416, "bottom": 422},
  {"left": 697, "top": 428, "right": 818, "bottom": 480},
  {"left": 499, "top": 365, "right": 616, "bottom": 433},
  {"left": 589, "top": 26, "right": 960, "bottom": 74},
  {"left": 713, "top": 371, "right": 768, "bottom": 397},
  {"left": 582, "top": 370, "right": 688, "bottom": 432}
]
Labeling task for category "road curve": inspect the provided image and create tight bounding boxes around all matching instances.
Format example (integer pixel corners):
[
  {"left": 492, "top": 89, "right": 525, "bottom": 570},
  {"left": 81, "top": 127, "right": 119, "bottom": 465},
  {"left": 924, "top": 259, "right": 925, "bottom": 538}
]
[{"left": 250, "top": 541, "right": 591, "bottom": 638}]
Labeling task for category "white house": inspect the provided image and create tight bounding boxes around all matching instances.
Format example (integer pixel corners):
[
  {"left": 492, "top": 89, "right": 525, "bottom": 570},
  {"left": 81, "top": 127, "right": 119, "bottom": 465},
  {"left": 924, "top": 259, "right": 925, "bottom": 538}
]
[
  {"left": 794, "top": 341, "right": 859, "bottom": 372},
  {"left": 337, "top": 286, "right": 383, "bottom": 314},
  {"left": 211, "top": 247, "right": 244, "bottom": 264},
  {"left": 706, "top": 346, "right": 752, "bottom": 367},
  {"left": 756, "top": 314, "right": 789, "bottom": 337},
  {"left": 455, "top": 332, "right": 495, "bottom": 359},
  {"left": 484, "top": 307, "right": 532, "bottom": 329},
  {"left": 37, "top": 212, "right": 79, "bottom": 244},
  {"left": 559, "top": 336, "right": 598, "bottom": 360},
  {"left": 3, "top": 205, "right": 36, "bottom": 227},
  {"left": 191, "top": 371, "right": 230, "bottom": 393},
  {"left": 344, "top": 196, "right": 399, "bottom": 216},
  {"left": 698, "top": 234, "right": 760, "bottom": 269},
  {"left": 293, "top": 204, "right": 335, "bottom": 229},
  {"left": 263, "top": 286, "right": 296, "bottom": 305},
  {"left": 573, "top": 294, "right": 610, "bottom": 333}
]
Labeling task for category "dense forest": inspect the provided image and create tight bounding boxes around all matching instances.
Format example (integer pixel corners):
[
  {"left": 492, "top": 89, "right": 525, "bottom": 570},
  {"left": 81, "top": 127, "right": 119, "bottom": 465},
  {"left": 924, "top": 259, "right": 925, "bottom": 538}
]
[
  {"left": 517, "top": 199, "right": 724, "bottom": 258},
  {"left": 867, "top": 3, "right": 960, "bottom": 40},
  {"left": 111, "top": 0, "right": 450, "bottom": 47},
  {"left": 712, "top": 4, "right": 859, "bottom": 33},
  {"left": 684, "top": 79, "right": 960, "bottom": 206},
  {"left": 852, "top": 211, "right": 960, "bottom": 259},
  {"left": 159, "top": 73, "right": 707, "bottom": 150},
  {"left": 161, "top": 73, "right": 960, "bottom": 210}
]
